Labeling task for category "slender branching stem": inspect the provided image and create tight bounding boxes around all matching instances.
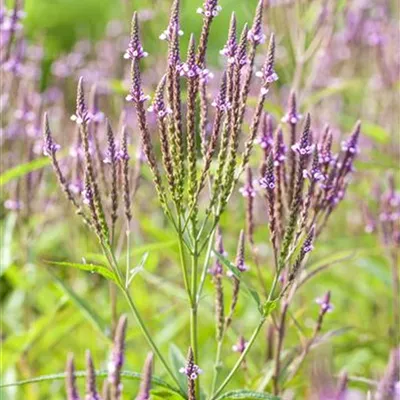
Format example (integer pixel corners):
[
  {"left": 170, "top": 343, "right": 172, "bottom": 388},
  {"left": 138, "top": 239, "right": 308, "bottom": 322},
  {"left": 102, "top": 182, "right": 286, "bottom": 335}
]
[
  {"left": 211, "top": 316, "right": 267, "bottom": 399},
  {"left": 100, "top": 242, "right": 182, "bottom": 392}
]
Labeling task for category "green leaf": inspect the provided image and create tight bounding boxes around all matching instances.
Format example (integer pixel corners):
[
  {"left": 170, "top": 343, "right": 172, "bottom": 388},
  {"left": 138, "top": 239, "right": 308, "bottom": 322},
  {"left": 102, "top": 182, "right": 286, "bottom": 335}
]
[
  {"left": 261, "top": 300, "right": 278, "bottom": 318},
  {"left": 48, "top": 270, "right": 109, "bottom": 339},
  {"left": 359, "top": 122, "right": 390, "bottom": 144},
  {"left": 169, "top": 344, "right": 188, "bottom": 392},
  {"left": 0, "top": 157, "right": 51, "bottom": 186},
  {"left": 127, "top": 252, "right": 148, "bottom": 287},
  {"left": 151, "top": 388, "right": 185, "bottom": 400},
  {"left": 215, "top": 390, "right": 280, "bottom": 400},
  {"left": 213, "top": 250, "right": 261, "bottom": 311},
  {"left": 302, "top": 80, "right": 361, "bottom": 108},
  {"left": 0, "top": 370, "right": 185, "bottom": 398},
  {"left": 46, "top": 260, "right": 118, "bottom": 284}
]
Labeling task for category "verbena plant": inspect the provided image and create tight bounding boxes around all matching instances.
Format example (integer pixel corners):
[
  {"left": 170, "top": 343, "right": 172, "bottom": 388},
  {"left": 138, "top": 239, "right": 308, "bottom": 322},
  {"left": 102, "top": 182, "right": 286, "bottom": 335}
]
[{"left": 2, "top": 0, "right": 372, "bottom": 399}]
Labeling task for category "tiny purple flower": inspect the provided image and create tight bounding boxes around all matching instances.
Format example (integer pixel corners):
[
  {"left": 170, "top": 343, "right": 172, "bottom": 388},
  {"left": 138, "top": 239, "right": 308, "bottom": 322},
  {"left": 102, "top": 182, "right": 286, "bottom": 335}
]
[
  {"left": 232, "top": 336, "right": 248, "bottom": 353},
  {"left": 43, "top": 138, "right": 61, "bottom": 156},
  {"left": 160, "top": 25, "right": 183, "bottom": 41},
  {"left": 316, "top": 291, "right": 334, "bottom": 314},
  {"left": 197, "top": 1, "right": 222, "bottom": 18},
  {"left": 126, "top": 88, "right": 150, "bottom": 104},
  {"left": 4, "top": 199, "right": 23, "bottom": 211},
  {"left": 281, "top": 111, "right": 302, "bottom": 124},
  {"left": 179, "top": 363, "right": 203, "bottom": 381},
  {"left": 82, "top": 188, "right": 93, "bottom": 205},
  {"left": 123, "top": 42, "right": 148, "bottom": 60},
  {"left": 247, "top": 28, "right": 266, "bottom": 45},
  {"left": 259, "top": 169, "right": 275, "bottom": 191},
  {"left": 239, "top": 182, "right": 257, "bottom": 198}
]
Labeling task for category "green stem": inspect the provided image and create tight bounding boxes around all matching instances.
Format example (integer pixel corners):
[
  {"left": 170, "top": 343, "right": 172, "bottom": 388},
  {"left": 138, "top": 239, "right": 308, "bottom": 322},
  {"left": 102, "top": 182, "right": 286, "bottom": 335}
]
[
  {"left": 211, "top": 317, "right": 266, "bottom": 399},
  {"left": 190, "top": 248, "right": 200, "bottom": 399},
  {"left": 122, "top": 290, "right": 183, "bottom": 392},
  {"left": 267, "top": 273, "right": 280, "bottom": 302},
  {"left": 210, "top": 340, "right": 223, "bottom": 395},
  {"left": 196, "top": 231, "right": 215, "bottom": 304},
  {"left": 178, "top": 228, "right": 192, "bottom": 302},
  {"left": 101, "top": 242, "right": 183, "bottom": 392}
]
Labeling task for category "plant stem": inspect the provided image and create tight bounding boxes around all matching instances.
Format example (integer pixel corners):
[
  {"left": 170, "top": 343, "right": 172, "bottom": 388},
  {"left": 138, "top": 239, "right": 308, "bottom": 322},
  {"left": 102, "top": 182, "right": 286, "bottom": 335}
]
[
  {"left": 211, "top": 317, "right": 266, "bottom": 399},
  {"left": 178, "top": 225, "right": 192, "bottom": 303},
  {"left": 196, "top": 230, "right": 215, "bottom": 304},
  {"left": 190, "top": 247, "right": 200, "bottom": 399},
  {"left": 101, "top": 242, "right": 183, "bottom": 392},
  {"left": 210, "top": 340, "right": 223, "bottom": 395},
  {"left": 122, "top": 289, "right": 183, "bottom": 391},
  {"left": 272, "top": 302, "right": 288, "bottom": 395}
]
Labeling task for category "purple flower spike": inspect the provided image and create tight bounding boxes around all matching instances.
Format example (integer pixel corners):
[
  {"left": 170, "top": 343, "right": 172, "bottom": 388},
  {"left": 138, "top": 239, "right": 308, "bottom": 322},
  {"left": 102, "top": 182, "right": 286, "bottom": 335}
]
[
  {"left": 85, "top": 351, "right": 101, "bottom": 400},
  {"left": 126, "top": 62, "right": 150, "bottom": 104},
  {"left": 135, "top": 353, "right": 154, "bottom": 400},
  {"left": 220, "top": 13, "right": 237, "bottom": 64},
  {"left": 234, "top": 24, "right": 249, "bottom": 69},
  {"left": 235, "top": 230, "right": 249, "bottom": 273},
  {"left": 305, "top": 147, "right": 324, "bottom": 182},
  {"left": 43, "top": 113, "right": 61, "bottom": 156},
  {"left": 256, "top": 33, "right": 278, "bottom": 94},
  {"left": 316, "top": 291, "right": 334, "bottom": 314},
  {"left": 66, "top": 354, "right": 81, "bottom": 400},
  {"left": 179, "top": 34, "right": 202, "bottom": 79},
  {"left": 247, "top": 0, "right": 266, "bottom": 45},
  {"left": 232, "top": 336, "right": 248, "bottom": 353},
  {"left": 148, "top": 76, "right": 172, "bottom": 119},
  {"left": 291, "top": 113, "right": 313, "bottom": 156},
  {"left": 71, "top": 77, "right": 91, "bottom": 125},
  {"left": 108, "top": 316, "right": 128, "bottom": 400},
  {"left": 341, "top": 120, "right": 361, "bottom": 155},
  {"left": 179, "top": 350, "right": 203, "bottom": 380},
  {"left": 211, "top": 72, "right": 230, "bottom": 111},
  {"left": 209, "top": 227, "right": 226, "bottom": 276},
  {"left": 302, "top": 226, "right": 315, "bottom": 253},
  {"left": 160, "top": 0, "right": 183, "bottom": 41},
  {"left": 274, "top": 128, "right": 286, "bottom": 165},
  {"left": 260, "top": 153, "right": 276, "bottom": 190},
  {"left": 281, "top": 91, "right": 302, "bottom": 124},
  {"left": 197, "top": 0, "right": 222, "bottom": 18},
  {"left": 124, "top": 13, "right": 148, "bottom": 60},
  {"left": 256, "top": 113, "right": 274, "bottom": 150}
]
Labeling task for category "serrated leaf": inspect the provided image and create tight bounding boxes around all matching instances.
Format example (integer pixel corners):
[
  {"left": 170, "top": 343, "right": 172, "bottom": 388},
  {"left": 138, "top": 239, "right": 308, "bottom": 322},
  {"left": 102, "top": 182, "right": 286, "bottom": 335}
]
[
  {"left": 46, "top": 260, "right": 118, "bottom": 284},
  {"left": 215, "top": 389, "right": 280, "bottom": 400}
]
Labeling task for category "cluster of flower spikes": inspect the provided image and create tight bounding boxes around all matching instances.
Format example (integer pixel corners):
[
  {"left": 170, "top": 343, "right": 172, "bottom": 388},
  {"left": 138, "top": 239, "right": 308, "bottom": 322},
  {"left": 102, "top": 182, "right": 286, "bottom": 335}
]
[
  {"left": 65, "top": 316, "right": 154, "bottom": 400},
  {"left": 238, "top": 91, "right": 361, "bottom": 290},
  {"left": 123, "top": 0, "right": 278, "bottom": 249}
]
